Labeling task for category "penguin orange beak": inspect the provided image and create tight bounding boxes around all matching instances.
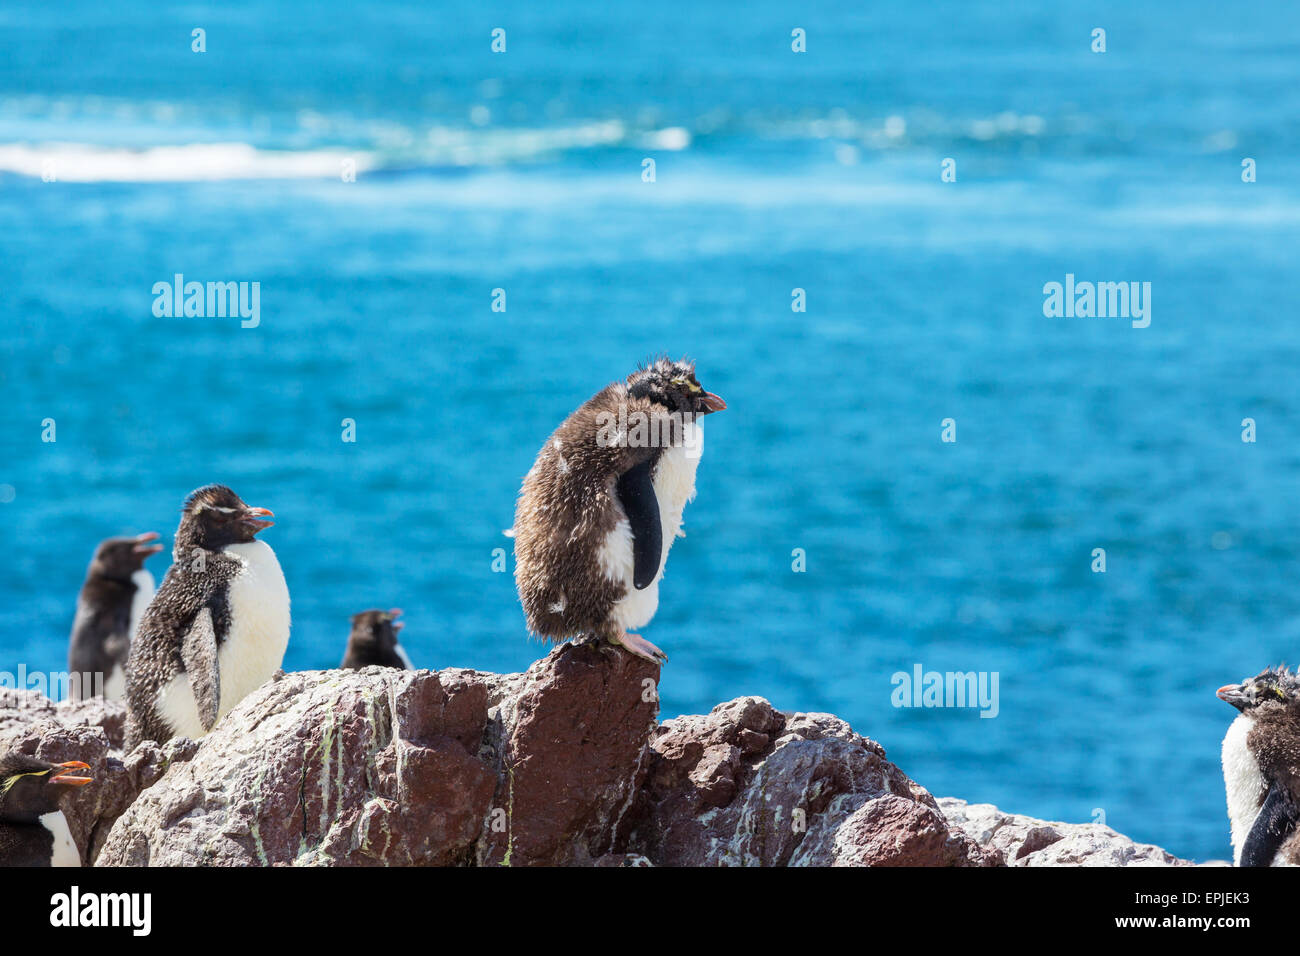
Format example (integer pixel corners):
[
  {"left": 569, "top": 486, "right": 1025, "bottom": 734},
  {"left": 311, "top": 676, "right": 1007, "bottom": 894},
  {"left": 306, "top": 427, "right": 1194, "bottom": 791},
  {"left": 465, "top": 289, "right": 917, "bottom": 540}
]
[
  {"left": 241, "top": 507, "right": 275, "bottom": 533},
  {"left": 50, "top": 761, "right": 93, "bottom": 787},
  {"left": 1217, "top": 684, "right": 1249, "bottom": 710},
  {"left": 389, "top": 608, "right": 405, "bottom": 632},
  {"left": 132, "top": 531, "right": 164, "bottom": 556},
  {"left": 699, "top": 391, "right": 727, "bottom": 413}
]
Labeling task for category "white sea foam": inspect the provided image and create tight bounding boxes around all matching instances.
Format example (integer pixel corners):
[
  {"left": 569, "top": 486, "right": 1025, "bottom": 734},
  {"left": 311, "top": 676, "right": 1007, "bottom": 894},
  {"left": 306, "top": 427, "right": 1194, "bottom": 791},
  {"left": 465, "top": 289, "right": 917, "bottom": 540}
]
[
  {"left": 0, "top": 142, "right": 374, "bottom": 182},
  {"left": 0, "top": 101, "right": 1064, "bottom": 184},
  {"left": 0, "top": 120, "right": 659, "bottom": 182}
]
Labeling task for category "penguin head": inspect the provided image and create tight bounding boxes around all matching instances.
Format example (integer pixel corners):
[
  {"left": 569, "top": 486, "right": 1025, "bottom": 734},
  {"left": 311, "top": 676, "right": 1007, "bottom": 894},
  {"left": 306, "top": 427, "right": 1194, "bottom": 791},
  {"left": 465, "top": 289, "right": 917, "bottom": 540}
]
[
  {"left": 177, "top": 484, "right": 275, "bottom": 551},
  {"left": 90, "top": 532, "right": 164, "bottom": 581},
  {"left": 1217, "top": 665, "right": 1300, "bottom": 715},
  {"left": 0, "top": 754, "right": 92, "bottom": 823},
  {"left": 627, "top": 357, "right": 726, "bottom": 418},
  {"left": 349, "top": 608, "right": 404, "bottom": 654}
]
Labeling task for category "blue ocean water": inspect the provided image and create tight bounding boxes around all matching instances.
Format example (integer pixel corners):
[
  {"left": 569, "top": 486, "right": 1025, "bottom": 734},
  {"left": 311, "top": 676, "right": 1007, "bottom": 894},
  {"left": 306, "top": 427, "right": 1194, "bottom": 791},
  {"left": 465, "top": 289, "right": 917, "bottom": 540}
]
[{"left": 2, "top": 1, "right": 1299, "bottom": 862}]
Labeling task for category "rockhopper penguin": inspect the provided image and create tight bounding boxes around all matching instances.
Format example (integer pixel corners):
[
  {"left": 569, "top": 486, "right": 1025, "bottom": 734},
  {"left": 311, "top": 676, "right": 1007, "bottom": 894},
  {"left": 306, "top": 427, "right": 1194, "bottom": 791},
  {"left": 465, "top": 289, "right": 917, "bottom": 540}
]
[
  {"left": 0, "top": 754, "right": 92, "bottom": 867},
  {"left": 1218, "top": 665, "right": 1300, "bottom": 866},
  {"left": 341, "top": 608, "right": 411, "bottom": 670},
  {"left": 67, "top": 532, "right": 163, "bottom": 699},
  {"left": 513, "top": 358, "right": 725, "bottom": 662},
  {"left": 125, "top": 485, "right": 290, "bottom": 747}
]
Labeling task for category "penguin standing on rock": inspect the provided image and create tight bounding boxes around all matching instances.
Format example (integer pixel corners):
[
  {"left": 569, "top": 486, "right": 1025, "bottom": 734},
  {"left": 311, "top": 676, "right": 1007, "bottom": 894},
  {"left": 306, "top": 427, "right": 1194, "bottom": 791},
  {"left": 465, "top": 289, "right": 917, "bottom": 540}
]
[
  {"left": 513, "top": 357, "right": 725, "bottom": 662},
  {"left": 341, "top": 608, "right": 411, "bottom": 670},
  {"left": 125, "top": 485, "right": 290, "bottom": 747},
  {"left": 67, "top": 532, "right": 163, "bottom": 699},
  {"left": 1218, "top": 665, "right": 1300, "bottom": 866},
  {"left": 0, "top": 754, "right": 92, "bottom": 867}
]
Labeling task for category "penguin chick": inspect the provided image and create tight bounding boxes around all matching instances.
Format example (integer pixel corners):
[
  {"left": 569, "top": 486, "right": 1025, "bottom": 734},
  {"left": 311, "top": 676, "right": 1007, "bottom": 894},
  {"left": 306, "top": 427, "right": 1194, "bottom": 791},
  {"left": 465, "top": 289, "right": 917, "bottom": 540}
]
[
  {"left": 341, "top": 608, "right": 411, "bottom": 670},
  {"left": 125, "top": 485, "right": 290, "bottom": 748},
  {"left": 67, "top": 532, "right": 164, "bottom": 700},
  {"left": 513, "top": 357, "right": 725, "bottom": 662},
  {"left": 0, "top": 754, "right": 92, "bottom": 867},
  {"left": 1218, "top": 665, "right": 1300, "bottom": 866}
]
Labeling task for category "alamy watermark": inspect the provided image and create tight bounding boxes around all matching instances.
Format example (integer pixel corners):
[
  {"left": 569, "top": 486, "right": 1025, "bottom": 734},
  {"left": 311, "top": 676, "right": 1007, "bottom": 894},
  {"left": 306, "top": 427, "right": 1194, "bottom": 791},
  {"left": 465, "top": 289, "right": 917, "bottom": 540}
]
[
  {"left": 891, "top": 664, "right": 999, "bottom": 718},
  {"left": 50, "top": 886, "right": 151, "bottom": 936},
  {"left": 1, "top": 666, "right": 104, "bottom": 706},
  {"left": 152, "top": 273, "right": 260, "bottom": 328},
  {"left": 1043, "top": 273, "right": 1150, "bottom": 328}
]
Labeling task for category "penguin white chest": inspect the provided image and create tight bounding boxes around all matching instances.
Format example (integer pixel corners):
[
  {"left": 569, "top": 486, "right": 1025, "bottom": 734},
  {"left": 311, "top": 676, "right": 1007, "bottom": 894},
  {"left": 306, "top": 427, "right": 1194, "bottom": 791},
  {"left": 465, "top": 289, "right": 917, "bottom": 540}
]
[
  {"left": 39, "top": 811, "right": 80, "bottom": 867},
  {"left": 602, "top": 421, "right": 703, "bottom": 631},
  {"left": 652, "top": 420, "right": 705, "bottom": 551},
  {"left": 158, "top": 540, "right": 291, "bottom": 739},
  {"left": 217, "top": 540, "right": 291, "bottom": 718},
  {"left": 1222, "top": 714, "right": 1267, "bottom": 865}
]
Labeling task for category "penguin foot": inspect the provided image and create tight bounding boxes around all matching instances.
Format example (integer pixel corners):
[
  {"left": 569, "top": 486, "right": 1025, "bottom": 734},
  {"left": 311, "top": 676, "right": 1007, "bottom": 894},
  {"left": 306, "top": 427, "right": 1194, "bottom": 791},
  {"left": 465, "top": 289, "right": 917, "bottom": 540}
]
[{"left": 611, "top": 631, "right": 666, "bottom": 663}]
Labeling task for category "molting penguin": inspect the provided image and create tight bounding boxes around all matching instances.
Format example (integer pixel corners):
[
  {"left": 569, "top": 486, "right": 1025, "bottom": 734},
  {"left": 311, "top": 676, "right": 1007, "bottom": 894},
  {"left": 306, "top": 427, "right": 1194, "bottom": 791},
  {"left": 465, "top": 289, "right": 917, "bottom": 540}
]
[
  {"left": 513, "top": 357, "right": 725, "bottom": 662},
  {"left": 341, "top": 608, "right": 411, "bottom": 670},
  {"left": 67, "top": 532, "right": 163, "bottom": 700},
  {"left": 125, "top": 485, "right": 290, "bottom": 747},
  {"left": 1218, "top": 665, "right": 1300, "bottom": 866},
  {"left": 0, "top": 754, "right": 92, "bottom": 867}
]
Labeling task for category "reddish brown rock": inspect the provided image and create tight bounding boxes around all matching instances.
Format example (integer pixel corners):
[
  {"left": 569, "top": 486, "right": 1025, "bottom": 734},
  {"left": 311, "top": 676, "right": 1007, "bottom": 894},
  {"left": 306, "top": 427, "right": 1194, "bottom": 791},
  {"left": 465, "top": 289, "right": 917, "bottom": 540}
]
[
  {"left": 619, "top": 698, "right": 1001, "bottom": 866},
  {"left": 98, "top": 667, "right": 499, "bottom": 866},
  {"left": 96, "top": 642, "right": 658, "bottom": 867},
  {"left": 793, "top": 794, "right": 999, "bottom": 866},
  {"left": 3, "top": 650, "right": 1193, "bottom": 867},
  {"left": 478, "top": 640, "right": 661, "bottom": 866}
]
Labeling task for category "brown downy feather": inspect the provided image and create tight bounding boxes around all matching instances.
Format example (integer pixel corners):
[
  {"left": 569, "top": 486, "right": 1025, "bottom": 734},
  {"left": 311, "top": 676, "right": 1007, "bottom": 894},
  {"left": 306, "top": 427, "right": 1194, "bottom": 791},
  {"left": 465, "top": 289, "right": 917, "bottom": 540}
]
[{"left": 513, "top": 381, "right": 666, "bottom": 642}]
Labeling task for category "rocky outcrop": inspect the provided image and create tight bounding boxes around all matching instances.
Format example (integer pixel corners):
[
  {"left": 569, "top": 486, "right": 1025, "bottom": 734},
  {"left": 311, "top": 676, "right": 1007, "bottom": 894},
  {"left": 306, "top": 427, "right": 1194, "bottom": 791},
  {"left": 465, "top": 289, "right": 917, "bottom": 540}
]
[
  {"left": 97, "top": 666, "right": 491, "bottom": 866},
  {"left": 618, "top": 698, "right": 999, "bottom": 866},
  {"left": 476, "top": 642, "right": 660, "bottom": 866},
  {"left": 0, "top": 645, "right": 1194, "bottom": 866},
  {"left": 96, "top": 641, "right": 660, "bottom": 867},
  {"left": 939, "top": 798, "right": 1193, "bottom": 866}
]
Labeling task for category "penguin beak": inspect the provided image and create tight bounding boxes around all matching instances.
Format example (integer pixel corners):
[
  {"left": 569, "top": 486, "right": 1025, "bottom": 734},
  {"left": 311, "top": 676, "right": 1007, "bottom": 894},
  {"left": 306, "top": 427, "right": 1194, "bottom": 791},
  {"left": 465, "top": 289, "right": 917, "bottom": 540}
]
[
  {"left": 388, "top": 608, "right": 404, "bottom": 633},
  {"left": 699, "top": 391, "right": 727, "bottom": 413},
  {"left": 1217, "top": 684, "right": 1249, "bottom": 711},
  {"left": 132, "top": 531, "right": 164, "bottom": 556},
  {"left": 50, "top": 761, "right": 93, "bottom": 787},
  {"left": 241, "top": 507, "right": 275, "bottom": 533}
]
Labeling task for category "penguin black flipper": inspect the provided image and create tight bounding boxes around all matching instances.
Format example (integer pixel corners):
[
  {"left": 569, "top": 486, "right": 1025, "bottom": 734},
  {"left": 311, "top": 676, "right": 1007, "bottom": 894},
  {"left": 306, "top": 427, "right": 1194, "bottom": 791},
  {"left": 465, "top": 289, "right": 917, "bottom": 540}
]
[
  {"left": 1241, "top": 781, "right": 1299, "bottom": 867},
  {"left": 616, "top": 458, "right": 662, "bottom": 590},
  {"left": 181, "top": 607, "right": 221, "bottom": 732}
]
